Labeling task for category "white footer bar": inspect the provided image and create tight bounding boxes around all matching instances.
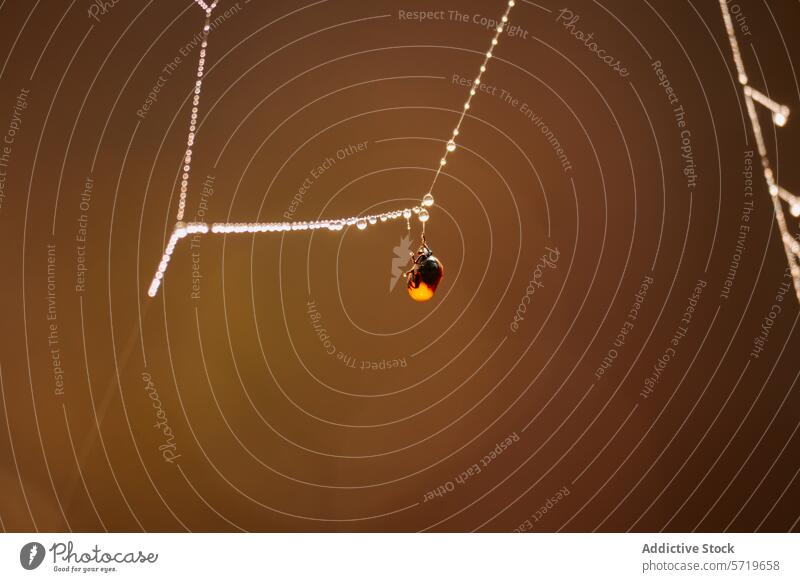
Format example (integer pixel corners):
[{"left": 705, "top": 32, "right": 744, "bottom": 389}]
[{"left": 1, "top": 533, "right": 797, "bottom": 581}]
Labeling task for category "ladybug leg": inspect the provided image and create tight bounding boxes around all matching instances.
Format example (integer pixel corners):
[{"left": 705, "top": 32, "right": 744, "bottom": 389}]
[{"left": 405, "top": 270, "right": 422, "bottom": 289}]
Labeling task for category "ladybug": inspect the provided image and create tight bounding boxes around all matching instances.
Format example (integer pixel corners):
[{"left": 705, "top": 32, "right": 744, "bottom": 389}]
[{"left": 405, "top": 236, "right": 444, "bottom": 302}]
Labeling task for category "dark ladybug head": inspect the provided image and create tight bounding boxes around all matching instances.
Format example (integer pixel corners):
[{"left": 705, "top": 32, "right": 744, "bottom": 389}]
[{"left": 415, "top": 244, "right": 433, "bottom": 261}]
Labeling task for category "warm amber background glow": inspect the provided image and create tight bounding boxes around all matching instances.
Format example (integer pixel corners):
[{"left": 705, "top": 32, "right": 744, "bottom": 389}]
[{"left": 0, "top": 0, "right": 798, "bottom": 532}]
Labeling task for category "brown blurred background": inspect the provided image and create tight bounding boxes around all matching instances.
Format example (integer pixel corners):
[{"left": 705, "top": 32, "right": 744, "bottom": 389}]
[{"left": 0, "top": 0, "right": 798, "bottom": 532}]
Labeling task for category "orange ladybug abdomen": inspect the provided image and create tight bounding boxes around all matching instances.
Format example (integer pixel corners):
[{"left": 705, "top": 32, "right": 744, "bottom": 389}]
[{"left": 407, "top": 257, "right": 443, "bottom": 302}]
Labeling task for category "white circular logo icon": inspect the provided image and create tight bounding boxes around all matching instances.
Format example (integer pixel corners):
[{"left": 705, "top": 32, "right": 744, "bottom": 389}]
[{"left": 20, "top": 542, "right": 46, "bottom": 570}]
